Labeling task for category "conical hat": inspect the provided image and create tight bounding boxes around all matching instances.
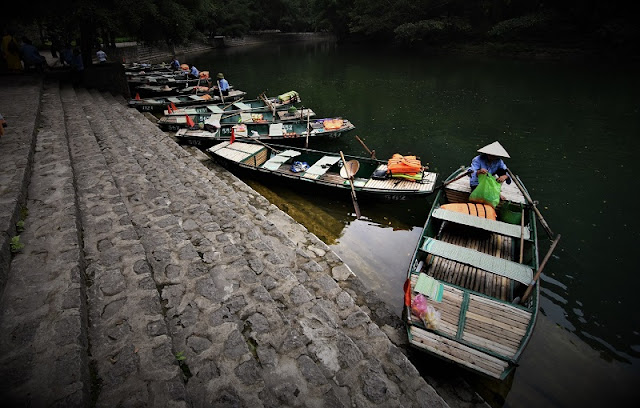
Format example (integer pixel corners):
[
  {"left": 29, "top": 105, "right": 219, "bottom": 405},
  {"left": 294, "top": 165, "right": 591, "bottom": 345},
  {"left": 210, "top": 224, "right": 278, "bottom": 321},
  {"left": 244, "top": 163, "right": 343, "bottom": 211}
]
[{"left": 477, "top": 141, "right": 510, "bottom": 158}]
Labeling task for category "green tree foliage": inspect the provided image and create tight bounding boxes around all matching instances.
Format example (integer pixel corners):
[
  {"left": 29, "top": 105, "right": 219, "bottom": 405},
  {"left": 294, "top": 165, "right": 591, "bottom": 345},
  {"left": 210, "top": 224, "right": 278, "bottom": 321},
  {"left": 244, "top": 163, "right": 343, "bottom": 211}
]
[
  {"left": 313, "top": 0, "right": 354, "bottom": 40},
  {"left": 395, "top": 17, "right": 472, "bottom": 46},
  {"left": 8, "top": 0, "right": 638, "bottom": 53}
]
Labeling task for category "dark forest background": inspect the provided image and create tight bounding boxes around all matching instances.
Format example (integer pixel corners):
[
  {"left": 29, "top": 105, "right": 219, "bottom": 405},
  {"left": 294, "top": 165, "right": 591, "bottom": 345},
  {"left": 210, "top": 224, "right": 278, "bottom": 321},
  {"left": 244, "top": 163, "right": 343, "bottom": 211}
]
[{"left": 4, "top": 0, "right": 639, "bottom": 60}]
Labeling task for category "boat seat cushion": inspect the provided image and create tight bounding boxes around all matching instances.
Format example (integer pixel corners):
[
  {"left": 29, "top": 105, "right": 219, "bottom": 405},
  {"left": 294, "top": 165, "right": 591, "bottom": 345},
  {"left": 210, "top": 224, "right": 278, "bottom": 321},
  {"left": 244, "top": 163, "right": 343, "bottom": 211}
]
[
  {"left": 262, "top": 150, "right": 301, "bottom": 170},
  {"left": 269, "top": 123, "right": 284, "bottom": 136},
  {"left": 432, "top": 208, "right": 530, "bottom": 240},
  {"left": 303, "top": 156, "right": 341, "bottom": 179},
  {"left": 233, "top": 102, "right": 251, "bottom": 110},
  {"left": 240, "top": 112, "right": 253, "bottom": 123},
  {"left": 421, "top": 237, "right": 533, "bottom": 284},
  {"left": 205, "top": 105, "right": 224, "bottom": 114}
]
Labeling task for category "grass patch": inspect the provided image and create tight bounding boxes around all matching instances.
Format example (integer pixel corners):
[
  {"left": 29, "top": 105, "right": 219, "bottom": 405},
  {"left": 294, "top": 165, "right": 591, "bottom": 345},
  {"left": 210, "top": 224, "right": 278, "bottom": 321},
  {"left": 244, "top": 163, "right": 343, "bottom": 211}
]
[{"left": 10, "top": 236, "right": 24, "bottom": 253}]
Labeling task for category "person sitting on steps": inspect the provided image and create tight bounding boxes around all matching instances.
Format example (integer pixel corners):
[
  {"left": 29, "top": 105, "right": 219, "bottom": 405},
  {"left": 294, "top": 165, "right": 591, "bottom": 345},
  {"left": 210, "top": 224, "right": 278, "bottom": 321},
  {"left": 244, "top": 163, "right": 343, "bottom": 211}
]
[{"left": 20, "top": 37, "right": 47, "bottom": 72}]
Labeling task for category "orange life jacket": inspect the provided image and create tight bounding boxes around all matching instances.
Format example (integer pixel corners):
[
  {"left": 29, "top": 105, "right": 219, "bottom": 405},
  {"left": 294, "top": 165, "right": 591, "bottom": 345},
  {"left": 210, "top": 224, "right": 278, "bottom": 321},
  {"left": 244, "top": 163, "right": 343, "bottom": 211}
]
[
  {"left": 322, "top": 119, "right": 343, "bottom": 130},
  {"left": 387, "top": 154, "right": 422, "bottom": 175}
]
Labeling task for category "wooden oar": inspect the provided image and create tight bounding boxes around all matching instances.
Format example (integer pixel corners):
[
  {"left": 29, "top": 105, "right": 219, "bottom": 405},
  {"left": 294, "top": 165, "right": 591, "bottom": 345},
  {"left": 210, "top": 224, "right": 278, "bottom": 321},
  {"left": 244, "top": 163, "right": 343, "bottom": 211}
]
[
  {"left": 305, "top": 108, "right": 310, "bottom": 148},
  {"left": 221, "top": 97, "right": 243, "bottom": 111},
  {"left": 355, "top": 135, "right": 376, "bottom": 159},
  {"left": 340, "top": 151, "right": 361, "bottom": 219},
  {"left": 520, "top": 234, "right": 561, "bottom": 304},
  {"left": 506, "top": 168, "right": 554, "bottom": 238},
  {"left": 217, "top": 79, "right": 225, "bottom": 103},
  {"left": 519, "top": 206, "right": 525, "bottom": 263},
  {"left": 259, "top": 93, "right": 278, "bottom": 118}
]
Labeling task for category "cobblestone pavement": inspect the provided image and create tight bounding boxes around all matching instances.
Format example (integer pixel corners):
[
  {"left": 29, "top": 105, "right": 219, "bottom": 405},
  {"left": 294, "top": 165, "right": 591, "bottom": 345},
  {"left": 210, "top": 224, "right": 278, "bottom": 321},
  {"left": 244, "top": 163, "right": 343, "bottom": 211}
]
[{"left": 0, "top": 75, "right": 488, "bottom": 407}]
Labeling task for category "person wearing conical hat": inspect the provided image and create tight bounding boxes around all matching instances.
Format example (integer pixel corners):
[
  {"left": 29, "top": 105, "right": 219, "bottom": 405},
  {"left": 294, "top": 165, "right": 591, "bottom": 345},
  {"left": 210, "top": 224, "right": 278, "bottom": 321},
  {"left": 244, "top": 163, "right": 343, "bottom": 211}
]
[{"left": 469, "top": 141, "right": 511, "bottom": 190}]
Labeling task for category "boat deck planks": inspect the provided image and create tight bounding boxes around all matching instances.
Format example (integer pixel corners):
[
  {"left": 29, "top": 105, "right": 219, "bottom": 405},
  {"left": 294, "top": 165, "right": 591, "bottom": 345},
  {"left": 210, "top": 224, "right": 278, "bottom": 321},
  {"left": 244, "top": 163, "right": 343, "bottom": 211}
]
[
  {"left": 208, "top": 141, "right": 264, "bottom": 162},
  {"left": 409, "top": 271, "right": 530, "bottom": 364},
  {"left": 445, "top": 175, "right": 526, "bottom": 204},
  {"left": 363, "top": 172, "right": 437, "bottom": 192},
  {"left": 429, "top": 229, "right": 516, "bottom": 300},
  {"left": 409, "top": 326, "right": 509, "bottom": 378}
]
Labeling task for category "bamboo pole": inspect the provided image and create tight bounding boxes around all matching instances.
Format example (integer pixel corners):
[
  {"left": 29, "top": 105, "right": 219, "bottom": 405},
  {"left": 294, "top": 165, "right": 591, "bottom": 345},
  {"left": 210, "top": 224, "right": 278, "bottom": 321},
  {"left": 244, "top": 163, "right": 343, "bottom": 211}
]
[
  {"left": 217, "top": 79, "right": 225, "bottom": 103},
  {"left": 519, "top": 206, "right": 525, "bottom": 263},
  {"left": 521, "top": 234, "right": 561, "bottom": 304},
  {"left": 355, "top": 135, "right": 376, "bottom": 159},
  {"left": 306, "top": 108, "right": 310, "bottom": 148},
  {"left": 340, "top": 151, "right": 361, "bottom": 219}
]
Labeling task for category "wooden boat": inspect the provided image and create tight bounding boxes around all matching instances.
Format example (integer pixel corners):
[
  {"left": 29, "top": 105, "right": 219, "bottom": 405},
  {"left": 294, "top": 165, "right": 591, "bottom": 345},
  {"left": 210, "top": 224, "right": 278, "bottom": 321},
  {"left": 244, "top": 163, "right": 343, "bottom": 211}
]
[
  {"left": 123, "top": 62, "right": 172, "bottom": 73},
  {"left": 133, "top": 83, "right": 183, "bottom": 97},
  {"left": 404, "top": 166, "right": 543, "bottom": 380},
  {"left": 158, "top": 107, "right": 316, "bottom": 131},
  {"left": 160, "top": 94, "right": 302, "bottom": 116},
  {"left": 133, "top": 81, "right": 227, "bottom": 98},
  {"left": 128, "top": 74, "right": 208, "bottom": 88},
  {"left": 128, "top": 90, "right": 248, "bottom": 112},
  {"left": 205, "top": 141, "right": 438, "bottom": 200},
  {"left": 175, "top": 117, "right": 355, "bottom": 148}
]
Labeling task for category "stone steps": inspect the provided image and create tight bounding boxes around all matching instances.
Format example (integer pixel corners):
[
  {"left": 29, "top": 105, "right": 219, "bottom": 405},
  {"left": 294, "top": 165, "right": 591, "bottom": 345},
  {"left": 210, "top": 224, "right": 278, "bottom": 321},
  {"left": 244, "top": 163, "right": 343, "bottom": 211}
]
[
  {"left": 62, "top": 85, "right": 187, "bottom": 407},
  {"left": 0, "top": 80, "right": 90, "bottom": 406},
  {"left": 0, "top": 80, "right": 449, "bottom": 407},
  {"left": 0, "top": 76, "right": 41, "bottom": 292},
  {"left": 79, "top": 90, "right": 445, "bottom": 406}
]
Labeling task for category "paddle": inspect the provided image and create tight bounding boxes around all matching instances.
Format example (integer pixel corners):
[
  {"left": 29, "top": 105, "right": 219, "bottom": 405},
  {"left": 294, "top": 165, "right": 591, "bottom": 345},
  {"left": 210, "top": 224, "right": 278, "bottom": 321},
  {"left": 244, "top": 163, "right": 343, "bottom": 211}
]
[
  {"left": 340, "top": 151, "right": 361, "bottom": 219},
  {"left": 355, "top": 135, "right": 376, "bottom": 159},
  {"left": 305, "top": 108, "right": 310, "bottom": 148},
  {"left": 506, "top": 168, "right": 554, "bottom": 238},
  {"left": 260, "top": 92, "right": 276, "bottom": 116},
  {"left": 221, "top": 97, "right": 243, "bottom": 111},
  {"left": 217, "top": 79, "right": 225, "bottom": 103},
  {"left": 519, "top": 206, "right": 525, "bottom": 263},
  {"left": 520, "top": 234, "right": 561, "bottom": 304}
]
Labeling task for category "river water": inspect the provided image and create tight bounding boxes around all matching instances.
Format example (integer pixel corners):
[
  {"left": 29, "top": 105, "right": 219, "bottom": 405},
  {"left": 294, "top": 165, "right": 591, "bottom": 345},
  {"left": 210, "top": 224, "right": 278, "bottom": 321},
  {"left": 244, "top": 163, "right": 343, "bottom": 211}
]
[{"left": 187, "top": 39, "right": 639, "bottom": 407}]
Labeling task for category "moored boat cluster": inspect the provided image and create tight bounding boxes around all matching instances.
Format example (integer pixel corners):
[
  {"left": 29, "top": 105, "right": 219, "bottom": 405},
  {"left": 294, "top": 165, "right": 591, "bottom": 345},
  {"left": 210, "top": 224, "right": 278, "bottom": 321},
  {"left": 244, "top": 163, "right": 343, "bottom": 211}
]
[{"left": 123, "top": 60, "right": 560, "bottom": 381}]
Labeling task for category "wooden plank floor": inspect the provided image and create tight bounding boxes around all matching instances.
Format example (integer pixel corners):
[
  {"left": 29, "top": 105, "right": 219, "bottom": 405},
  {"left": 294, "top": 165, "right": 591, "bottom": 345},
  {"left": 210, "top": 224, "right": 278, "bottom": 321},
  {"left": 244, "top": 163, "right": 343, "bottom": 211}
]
[
  {"left": 445, "top": 176, "right": 525, "bottom": 204},
  {"left": 406, "top": 219, "right": 534, "bottom": 373},
  {"left": 409, "top": 326, "right": 509, "bottom": 379},
  {"left": 461, "top": 294, "right": 532, "bottom": 358},
  {"left": 426, "top": 227, "right": 514, "bottom": 301}
]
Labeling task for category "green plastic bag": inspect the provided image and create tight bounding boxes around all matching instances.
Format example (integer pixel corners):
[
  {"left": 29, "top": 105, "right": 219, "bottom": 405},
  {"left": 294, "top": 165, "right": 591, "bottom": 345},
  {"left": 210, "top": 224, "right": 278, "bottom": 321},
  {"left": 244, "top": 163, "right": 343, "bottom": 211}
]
[{"left": 469, "top": 173, "right": 501, "bottom": 208}]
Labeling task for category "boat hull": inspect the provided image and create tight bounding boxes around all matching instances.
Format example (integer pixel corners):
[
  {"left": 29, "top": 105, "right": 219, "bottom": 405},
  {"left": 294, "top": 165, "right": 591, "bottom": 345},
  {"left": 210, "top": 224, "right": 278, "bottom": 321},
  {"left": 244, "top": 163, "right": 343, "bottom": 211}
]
[
  {"left": 128, "top": 91, "right": 247, "bottom": 112},
  {"left": 174, "top": 119, "right": 356, "bottom": 148},
  {"left": 404, "top": 167, "right": 540, "bottom": 379},
  {"left": 205, "top": 141, "right": 438, "bottom": 200}
]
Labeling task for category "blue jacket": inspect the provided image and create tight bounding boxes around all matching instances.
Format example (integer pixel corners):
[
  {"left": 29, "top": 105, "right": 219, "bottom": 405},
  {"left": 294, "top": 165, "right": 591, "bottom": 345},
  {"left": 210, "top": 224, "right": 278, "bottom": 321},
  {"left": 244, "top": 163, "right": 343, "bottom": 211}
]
[
  {"left": 469, "top": 154, "right": 510, "bottom": 187},
  {"left": 218, "top": 78, "right": 229, "bottom": 91}
]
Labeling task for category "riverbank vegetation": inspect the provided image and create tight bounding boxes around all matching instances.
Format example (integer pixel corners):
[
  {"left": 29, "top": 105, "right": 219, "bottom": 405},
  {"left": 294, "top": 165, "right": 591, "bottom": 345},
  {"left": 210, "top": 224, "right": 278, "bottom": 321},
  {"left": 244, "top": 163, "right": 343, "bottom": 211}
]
[{"left": 7, "top": 0, "right": 638, "bottom": 60}]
